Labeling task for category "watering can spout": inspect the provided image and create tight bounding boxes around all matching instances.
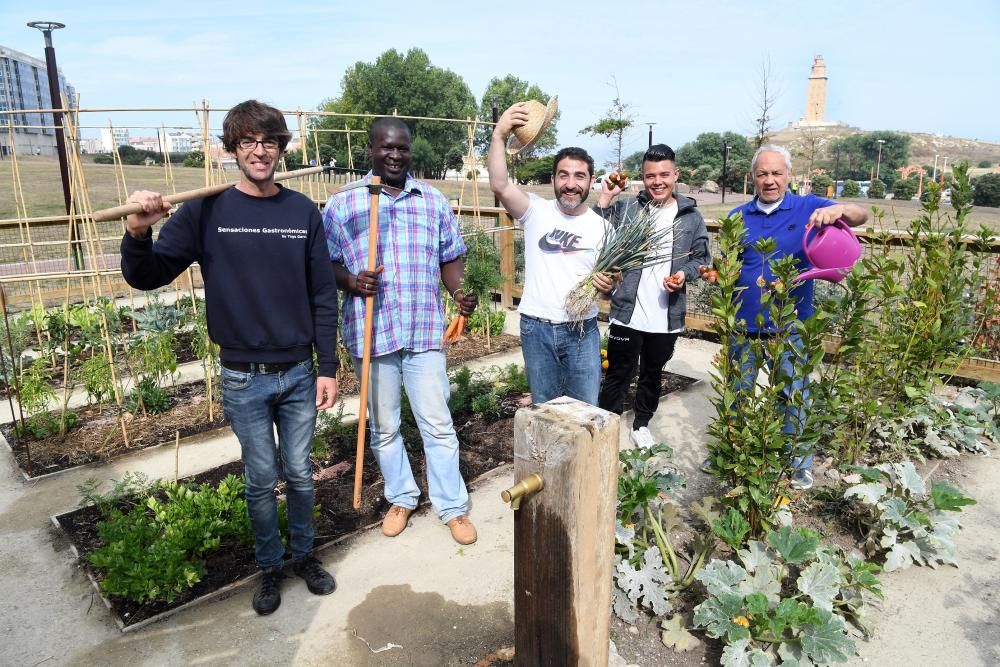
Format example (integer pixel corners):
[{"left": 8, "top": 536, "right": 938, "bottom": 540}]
[{"left": 794, "top": 219, "right": 862, "bottom": 284}]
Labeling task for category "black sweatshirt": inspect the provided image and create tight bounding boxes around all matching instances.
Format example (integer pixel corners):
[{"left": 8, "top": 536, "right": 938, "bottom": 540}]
[{"left": 120, "top": 185, "right": 339, "bottom": 377}]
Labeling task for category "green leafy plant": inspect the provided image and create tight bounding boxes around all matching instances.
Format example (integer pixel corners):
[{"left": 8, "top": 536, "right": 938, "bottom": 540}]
[
  {"left": 613, "top": 444, "right": 716, "bottom": 623},
  {"left": 126, "top": 377, "right": 173, "bottom": 415},
  {"left": 86, "top": 474, "right": 256, "bottom": 604},
  {"left": 80, "top": 355, "right": 115, "bottom": 405},
  {"left": 843, "top": 461, "right": 975, "bottom": 571},
  {"left": 812, "top": 167, "right": 992, "bottom": 464},
  {"left": 694, "top": 526, "right": 882, "bottom": 666},
  {"left": 312, "top": 401, "right": 352, "bottom": 460},
  {"left": 706, "top": 214, "right": 832, "bottom": 538},
  {"left": 128, "top": 296, "right": 181, "bottom": 335},
  {"left": 460, "top": 224, "right": 505, "bottom": 345}
]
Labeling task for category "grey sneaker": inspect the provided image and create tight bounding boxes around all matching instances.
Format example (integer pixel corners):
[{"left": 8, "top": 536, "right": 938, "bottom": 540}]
[
  {"left": 790, "top": 469, "right": 814, "bottom": 490},
  {"left": 629, "top": 427, "right": 657, "bottom": 449}
]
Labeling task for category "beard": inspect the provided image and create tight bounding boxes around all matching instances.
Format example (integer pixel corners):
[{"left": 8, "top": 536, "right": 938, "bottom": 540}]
[{"left": 555, "top": 186, "right": 589, "bottom": 211}]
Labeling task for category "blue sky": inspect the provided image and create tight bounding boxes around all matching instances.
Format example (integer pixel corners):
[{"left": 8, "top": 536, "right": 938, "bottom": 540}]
[{"left": 3, "top": 0, "right": 998, "bottom": 166}]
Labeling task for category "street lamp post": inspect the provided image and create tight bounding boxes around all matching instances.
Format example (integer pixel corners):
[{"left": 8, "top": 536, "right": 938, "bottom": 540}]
[
  {"left": 720, "top": 143, "right": 730, "bottom": 204},
  {"left": 646, "top": 122, "right": 655, "bottom": 148},
  {"left": 833, "top": 147, "right": 841, "bottom": 198},
  {"left": 28, "top": 20, "right": 82, "bottom": 269},
  {"left": 491, "top": 96, "right": 499, "bottom": 207},
  {"left": 875, "top": 138, "right": 885, "bottom": 181}
]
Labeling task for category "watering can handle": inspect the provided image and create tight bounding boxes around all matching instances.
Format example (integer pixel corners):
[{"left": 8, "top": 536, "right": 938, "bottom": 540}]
[{"left": 802, "top": 218, "right": 850, "bottom": 254}]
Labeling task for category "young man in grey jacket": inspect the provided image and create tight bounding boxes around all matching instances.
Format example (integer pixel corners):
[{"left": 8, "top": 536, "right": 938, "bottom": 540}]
[{"left": 593, "top": 144, "right": 711, "bottom": 448}]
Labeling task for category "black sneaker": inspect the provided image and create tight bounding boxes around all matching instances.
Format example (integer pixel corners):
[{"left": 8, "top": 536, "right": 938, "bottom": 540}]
[
  {"left": 253, "top": 567, "right": 284, "bottom": 615},
  {"left": 293, "top": 555, "right": 336, "bottom": 595}
]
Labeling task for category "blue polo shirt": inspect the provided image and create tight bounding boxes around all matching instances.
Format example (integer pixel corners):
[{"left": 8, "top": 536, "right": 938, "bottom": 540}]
[{"left": 728, "top": 193, "right": 833, "bottom": 333}]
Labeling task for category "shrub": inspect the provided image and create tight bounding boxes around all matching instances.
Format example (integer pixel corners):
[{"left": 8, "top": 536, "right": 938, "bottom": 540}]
[
  {"left": 841, "top": 180, "right": 860, "bottom": 198},
  {"left": 868, "top": 179, "right": 886, "bottom": 199},
  {"left": 972, "top": 172, "right": 1000, "bottom": 207},
  {"left": 810, "top": 173, "right": 833, "bottom": 196},
  {"left": 892, "top": 177, "right": 919, "bottom": 201}
]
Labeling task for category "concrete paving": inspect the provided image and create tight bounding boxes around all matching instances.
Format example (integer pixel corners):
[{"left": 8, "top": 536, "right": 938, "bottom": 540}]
[{"left": 1, "top": 326, "right": 997, "bottom": 666}]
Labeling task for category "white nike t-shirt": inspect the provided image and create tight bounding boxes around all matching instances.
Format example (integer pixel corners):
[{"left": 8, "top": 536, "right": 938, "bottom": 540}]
[
  {"left": 518, "top": 195, "right": 608, "bottom": 322},
  {"left": 611, "top": 201, "right": 682, "bottom": 333}
]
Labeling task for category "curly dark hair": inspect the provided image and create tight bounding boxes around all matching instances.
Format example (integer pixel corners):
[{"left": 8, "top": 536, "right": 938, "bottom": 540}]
[{"left": 220, "top": 100, "right": 292, "bottom": 153}]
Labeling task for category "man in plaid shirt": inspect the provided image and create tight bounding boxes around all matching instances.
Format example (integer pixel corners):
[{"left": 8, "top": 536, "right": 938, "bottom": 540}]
[{"left": 322, "top": 117, "right": 480, "bottom": 545}]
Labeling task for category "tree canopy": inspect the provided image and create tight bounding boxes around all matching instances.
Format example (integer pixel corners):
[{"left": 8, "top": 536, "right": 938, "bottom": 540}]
[
  {"left": 314, "top": 48, "right": 476, "bottom": 178},
  {"left": 474, "top": 75, "right": 558, "bottom": 159},
  {"left": 675, "top": 132, "right": 754, "bottom": 192},
  {"left": 829, "top": 132, "right": 911, "bottom": 184},
  {"left": 973, "top": 173, "right": 1000, "bottom": 207}
]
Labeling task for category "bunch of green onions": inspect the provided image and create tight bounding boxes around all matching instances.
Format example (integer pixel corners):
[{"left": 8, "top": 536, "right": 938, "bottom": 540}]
[{"left": 564, "top": 201, "right": 678, "bottom": 322}]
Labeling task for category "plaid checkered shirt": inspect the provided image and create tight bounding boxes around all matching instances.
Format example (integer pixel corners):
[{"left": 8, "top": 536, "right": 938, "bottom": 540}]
[{"left": 322, "top": 172, "right": 467, "bottom": 358}]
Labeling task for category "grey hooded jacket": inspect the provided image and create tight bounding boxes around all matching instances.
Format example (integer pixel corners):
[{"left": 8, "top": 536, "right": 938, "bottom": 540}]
[{"left": 592, "top": 191, "right": 711, "bottom": 330}]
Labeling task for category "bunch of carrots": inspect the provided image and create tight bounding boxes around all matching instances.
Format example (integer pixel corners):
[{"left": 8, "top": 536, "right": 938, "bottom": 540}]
[{"left": 441, "top": 314, "right": 466, "bottom": 347}]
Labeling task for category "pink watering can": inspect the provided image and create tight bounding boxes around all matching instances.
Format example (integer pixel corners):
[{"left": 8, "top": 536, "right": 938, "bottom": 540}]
[{"left": 794, "top": 219, "right": 862, "bottom": 283}]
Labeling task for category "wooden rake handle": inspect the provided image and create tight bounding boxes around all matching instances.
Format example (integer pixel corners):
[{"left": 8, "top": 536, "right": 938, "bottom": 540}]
[
  {"left": 353, "top": 175, "right": 381, "bottom": 509},
  {"left": 90, "top": 165, "right": 330, "bottom": 221}
]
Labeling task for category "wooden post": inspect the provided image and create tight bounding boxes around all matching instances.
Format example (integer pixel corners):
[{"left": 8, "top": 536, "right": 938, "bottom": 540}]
[
  {"left": 499, "top": 211, "right": 515, "bottom": 309},
  {"left": 511, "top": 397, "right": 619, "bottom": 666}
]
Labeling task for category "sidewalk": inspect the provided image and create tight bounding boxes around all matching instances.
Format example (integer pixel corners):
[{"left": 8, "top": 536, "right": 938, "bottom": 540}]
[{"left": 1, "top": 333, "right": 997, "bottom": 665}]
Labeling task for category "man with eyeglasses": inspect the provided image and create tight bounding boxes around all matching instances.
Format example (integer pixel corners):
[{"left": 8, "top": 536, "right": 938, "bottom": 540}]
[{"left": 120, "top": 100, "right": 340, "bottom": 616}]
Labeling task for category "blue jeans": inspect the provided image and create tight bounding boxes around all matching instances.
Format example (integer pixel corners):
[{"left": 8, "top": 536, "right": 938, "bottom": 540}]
[
  {"left": 519, "top": 315, "right": 601, "bottom": 406},
  {"left": 222, "top": 359, "right": 317, "bottom": 569},
  {"left": 355, "top": 349, "right": 469, "bottom": 523},
  {"left": 729, "top": 334, "right": 813, "bottom": 473}
]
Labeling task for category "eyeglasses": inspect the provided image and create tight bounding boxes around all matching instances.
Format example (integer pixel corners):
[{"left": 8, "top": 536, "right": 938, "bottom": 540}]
[{"left": 237, "top": 137, "right": 280, "bottom": 151}]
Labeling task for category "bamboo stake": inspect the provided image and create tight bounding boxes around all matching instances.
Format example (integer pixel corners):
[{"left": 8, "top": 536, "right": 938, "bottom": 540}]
[
  {"left": 0, "top": 285, "right": 28, "bottom": 472},
  {"left": 174, "top": 430, "right": 181, "bottom": 483},
  {"left": 5, "top": 127, "right": 46, "bottom": 349},
  {"left": 352, "top": 177, "right": 381, "bottom": 509}
]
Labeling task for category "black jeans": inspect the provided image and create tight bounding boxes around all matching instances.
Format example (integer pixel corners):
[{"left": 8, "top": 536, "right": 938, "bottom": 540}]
[{"left": 598, "top": 323, "right": 678, "bottom": 430}]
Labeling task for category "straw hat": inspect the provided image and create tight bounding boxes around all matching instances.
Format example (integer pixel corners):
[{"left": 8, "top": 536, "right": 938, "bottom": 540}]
[{"left": 507, "top": 96, "right": 558, "bottom": 155}]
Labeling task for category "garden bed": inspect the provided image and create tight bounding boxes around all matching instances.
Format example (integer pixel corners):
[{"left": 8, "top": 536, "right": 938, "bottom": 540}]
[
  {"left": 53, "top": 368, "right": 701, "bottom": 631},
  {"left": 5, "top": 331, "right": 523, "bottom": 479}
]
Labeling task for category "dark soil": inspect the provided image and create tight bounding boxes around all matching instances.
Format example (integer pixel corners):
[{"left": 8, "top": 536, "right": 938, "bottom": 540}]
[
  {"left": 6, "top": 381, "right": 225, "bottom": 478},
  {"left": 55, "top": 396, "right": 520, "bottom": 629},
  {"left": 335, "top": 332, "right": 522, "bottom": 396},
  {"left": 5, "top": 331, "right": 521, "bottom": 478},
  {"left": 55, "top": 370, "right": 699, "bottom": 630}
]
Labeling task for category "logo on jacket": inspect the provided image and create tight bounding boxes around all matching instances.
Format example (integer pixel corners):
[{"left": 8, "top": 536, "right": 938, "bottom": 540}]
[{"left": 538, "top": 228, "right": 592, "bottom": 254}]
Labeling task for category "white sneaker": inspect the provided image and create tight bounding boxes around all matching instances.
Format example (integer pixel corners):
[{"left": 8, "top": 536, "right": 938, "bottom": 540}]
[{"left": 630, "top": 427, "right": 657, "bottom": 449}]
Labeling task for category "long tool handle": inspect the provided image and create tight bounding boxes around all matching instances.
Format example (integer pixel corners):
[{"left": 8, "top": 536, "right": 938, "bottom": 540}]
[
  {"left": 90, "top": 165, "right": 328, "bottom": 221},
  {"left": 353, "top": 176, "right": 381, "bottom": 509}
]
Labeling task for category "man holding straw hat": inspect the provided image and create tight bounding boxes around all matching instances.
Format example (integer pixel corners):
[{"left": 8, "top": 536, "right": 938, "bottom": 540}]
[
  {"left": 488, "top": 101, "right": 614, "bottom": 406},
  {"left": 322, "top": 117, "right": 480, "bottom": 546},
  {"left": 120, "top": 100, "right": 339, "bottom": 616}
]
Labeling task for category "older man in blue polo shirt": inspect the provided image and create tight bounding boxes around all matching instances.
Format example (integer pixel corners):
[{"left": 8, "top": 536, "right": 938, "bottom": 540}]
[{"left": 707, "top": 144, "right": 868, "bottom": 490}]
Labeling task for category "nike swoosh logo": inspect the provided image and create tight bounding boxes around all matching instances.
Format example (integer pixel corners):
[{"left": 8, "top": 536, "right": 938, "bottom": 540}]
[{"left": 538, "top": 237, "right": 590, "bottom": 254}]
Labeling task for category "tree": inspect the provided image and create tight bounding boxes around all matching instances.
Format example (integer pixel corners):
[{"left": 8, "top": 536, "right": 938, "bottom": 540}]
[
  {"left": 830, "top": 132, "right": 911, "bottom": 183},
  {"left": 314, "top": 48, "right": 476, "bottom": 177},
  {"left": 410, "top": 136, "right": 441, "bottom": 179},
  {"left": 622, "top": 150, "right": 645, "bottom": 176},
  {"left": 515, "top": 155, "right": 555, "bottom": 184},
  {"left": 841, "top": 179, "right": 860, "bottom": 198},
  {"left": 676, "top": 132, "right": 754, "bottom": 192},
  {"left": 751, "top": 57, "right": 781, "bottom": 149},
  {"left": 868, "top": 178, "right": 886, "bottom": 199},
  {"left": 474, "top": 75, "right": 557, "bottom": 158},
  {"left": 973, "top": 173, "right": 1000, "bottom": 207},
  {"left": 892, "top": 177, "right": 919, "bottom": 201},
  {"left": 810, "top": 173, "right": 833, "bottom": 197},
  {"left": 579, "top": 78, "right": 634, "bottom": 169},
  {"left": 977, "top": 160, "right": 992, "bottom": 168}
]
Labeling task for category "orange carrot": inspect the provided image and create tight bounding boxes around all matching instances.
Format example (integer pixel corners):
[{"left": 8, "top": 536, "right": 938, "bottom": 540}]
[{"left": 441, "top": 315, "right": 460, "bottom": 347}]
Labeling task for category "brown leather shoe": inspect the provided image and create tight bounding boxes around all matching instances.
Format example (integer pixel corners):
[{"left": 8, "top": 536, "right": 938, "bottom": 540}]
[
  {"left": 447, "top": 515, "right": 477, "bottom": 545},
  {"left": 382, "top": 505, "right": 413, "bottom": 537}
]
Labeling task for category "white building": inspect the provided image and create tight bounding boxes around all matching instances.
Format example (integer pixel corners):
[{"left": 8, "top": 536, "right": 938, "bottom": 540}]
[
  {"left": 0, "top": 44, "right": 76, "bottom": 157},
  {"left": 157, "top": 129, "right": 193, "bottom": 154},
  {"left": 100, "top": 127, "right": 130, "bottom": 152}
]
